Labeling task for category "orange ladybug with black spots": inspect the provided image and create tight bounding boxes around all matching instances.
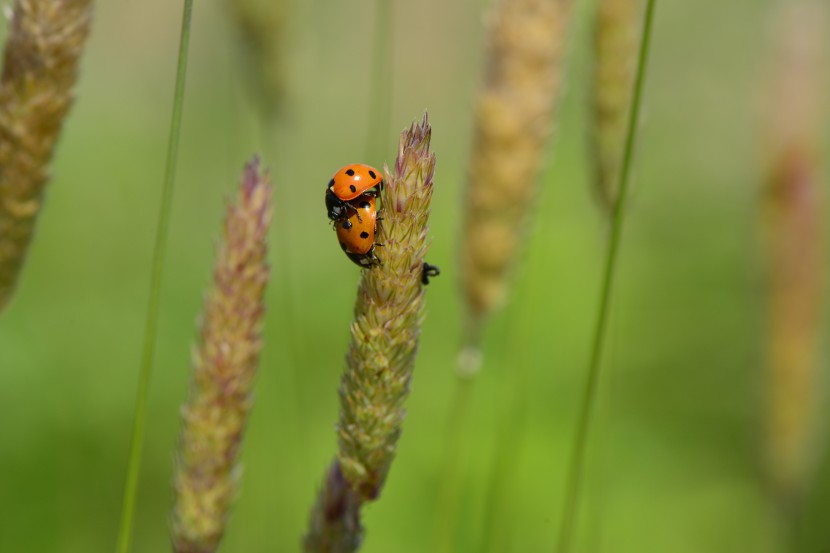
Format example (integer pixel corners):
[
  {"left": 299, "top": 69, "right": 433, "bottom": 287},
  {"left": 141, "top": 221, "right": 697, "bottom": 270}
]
[{"left": 325, "top": 163, "right": 383, "bottom": 222}]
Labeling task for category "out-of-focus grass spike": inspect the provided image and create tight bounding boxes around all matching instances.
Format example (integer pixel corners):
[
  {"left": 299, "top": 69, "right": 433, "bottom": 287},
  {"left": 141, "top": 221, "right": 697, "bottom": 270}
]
[
  {"left": 761, "top": 0, "right": 826, "bottom": 518},
  {"left": 0, "top": 0, "right": 93, "bottom": 312},
  {"left": 172, "top": 157, "right": 273, "bottom": 553},
  {"left": 438, "top": 1, "right": 576, "bottom": 550},
  {"left": 224, "top": 0, "right": 288, "bottom": 119},
  {"left": 590, "top": 0, "right": 643, "bottom": 215},
  {"left": 459, "top": 0, "right": 575, "bottom": 365}
]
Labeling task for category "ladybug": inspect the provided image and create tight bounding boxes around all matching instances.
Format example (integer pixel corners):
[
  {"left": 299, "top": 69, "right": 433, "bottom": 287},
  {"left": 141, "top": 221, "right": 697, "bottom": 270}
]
[
  {"left": 326, "top": 163, "right": 383, "bottom": 222},
  {"left": 335, "top": 194, "right": 381, "bottom": 268}
]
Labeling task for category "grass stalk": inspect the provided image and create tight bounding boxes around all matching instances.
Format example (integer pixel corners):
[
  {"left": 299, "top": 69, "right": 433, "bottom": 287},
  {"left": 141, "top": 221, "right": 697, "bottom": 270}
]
[
  {"left": 555, "top": 1, "right": 655, "bottom": 551},
  {"left": 115, "top": 1, "right": 194, "bottom": 551},
  {"left": 437, "top": 257, "right": 537, "bottom": 553},
  {"left": 479, "top": 343, "right": 530, "bottom": 553},
  {"left": 0, "top": 0, "right": 93, "bottom": 312},
  {"left": 431, "top": 374, "right": 476, "bottom": 553}
]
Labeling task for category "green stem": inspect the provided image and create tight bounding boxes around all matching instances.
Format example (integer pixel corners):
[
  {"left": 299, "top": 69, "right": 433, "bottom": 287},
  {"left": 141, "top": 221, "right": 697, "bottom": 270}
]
[
  {"left": 115, "top": 2, "right": 194, "bottom": 552},
  {"left": 555, "top": 1, "right": 656, "bottom": 552},
  {"left": 365, "top": 0, "right": 394, "bottom": 161},
  {"left": 480, "top": 352, "right": 528, "bottom": 553},
  {"left": 476, "top": 233, "right": 545, "bottom": 551},
  {"left": 432, "top": 375, "right": 476, "bottom": 553}
]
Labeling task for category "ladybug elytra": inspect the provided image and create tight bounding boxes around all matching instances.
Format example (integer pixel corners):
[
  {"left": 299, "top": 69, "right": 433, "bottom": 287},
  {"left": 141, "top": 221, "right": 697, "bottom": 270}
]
[
  {"left": 326, "top": 163, "right": 383, "bottom": 222},
  {"left": 335, "top": 194, "right": 382, "bottom": 268}
]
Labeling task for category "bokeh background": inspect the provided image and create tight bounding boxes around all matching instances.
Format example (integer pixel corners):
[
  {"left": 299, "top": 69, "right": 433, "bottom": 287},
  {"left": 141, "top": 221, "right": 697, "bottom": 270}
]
[{"left": 1, "top": 0, "right": 828, "bottom": 551}]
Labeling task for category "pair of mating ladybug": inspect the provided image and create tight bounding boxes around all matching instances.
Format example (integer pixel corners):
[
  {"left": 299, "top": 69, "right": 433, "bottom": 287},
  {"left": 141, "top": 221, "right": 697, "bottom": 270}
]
[{"left": 325, "top": 163, "right": 439, "bottom": 284}]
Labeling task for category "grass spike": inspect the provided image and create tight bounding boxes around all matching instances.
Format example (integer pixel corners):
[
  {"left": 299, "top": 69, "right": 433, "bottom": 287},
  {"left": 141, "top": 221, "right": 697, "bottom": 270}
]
[
  {"left": 0, "top": 0, "right": 93, "bottom": 312},
  {"left": 304, "top": 113, "right": 435, "bottom": 552},
  {"left": 172, "top": 157, "right": 273, "bottom": 553}
]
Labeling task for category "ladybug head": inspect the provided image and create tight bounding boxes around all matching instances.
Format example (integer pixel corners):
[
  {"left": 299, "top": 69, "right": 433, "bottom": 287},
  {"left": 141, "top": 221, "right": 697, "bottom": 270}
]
[{"left": 325, "top": 188, "right": 348, "bottom": 221}]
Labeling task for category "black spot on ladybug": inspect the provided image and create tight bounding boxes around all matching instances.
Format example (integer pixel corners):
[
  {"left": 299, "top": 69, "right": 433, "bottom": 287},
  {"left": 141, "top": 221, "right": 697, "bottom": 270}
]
[
  {"left": 349, "top": 185, "right": 357, "bottom": 193},
  {"left": 360, "top": 231, "right": 369, "bottom": 239},
  {"left": 342, "top": 220, "right": 352, "bottom": 230},
  {"left": 360, "top": 201, "right": 370, "bottom": 209},
  {"left": 346, "top": 169, "right": 355, "bottom": 176},
  {"left": 368, "top": 170, "right": 376, "bottom": 179}
]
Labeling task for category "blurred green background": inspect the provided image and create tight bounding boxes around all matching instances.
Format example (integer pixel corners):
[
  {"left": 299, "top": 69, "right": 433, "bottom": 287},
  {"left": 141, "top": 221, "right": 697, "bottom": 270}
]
[{"left": 1, "top": 0, "right": 828, "bottom": 551}]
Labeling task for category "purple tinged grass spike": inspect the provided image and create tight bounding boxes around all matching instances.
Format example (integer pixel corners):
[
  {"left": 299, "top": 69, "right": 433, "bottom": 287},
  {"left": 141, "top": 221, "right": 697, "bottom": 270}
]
[
  {"left": 172, "top": 157, "right": 273, "bottom": 553},
  {"left": 338, "top": 112, "right": 435, "bottom": 499},
  {"left": 761, "top": 0, "right": 827, "bottom": 513},
  {"left": 304, "top": 114, "right": 436, "bottom": 552},
  {"left": 303, "top": 462, "right": 363, "bottom": 553}
]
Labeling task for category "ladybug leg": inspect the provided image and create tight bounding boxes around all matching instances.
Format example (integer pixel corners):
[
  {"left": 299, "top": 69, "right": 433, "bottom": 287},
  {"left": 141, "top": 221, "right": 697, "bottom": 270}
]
[
  {"left": 369, "top": 246, "right": 383, "bottom": 266},
  {"left": 349, "top": 202, "right": 363, "bottom": 223}
]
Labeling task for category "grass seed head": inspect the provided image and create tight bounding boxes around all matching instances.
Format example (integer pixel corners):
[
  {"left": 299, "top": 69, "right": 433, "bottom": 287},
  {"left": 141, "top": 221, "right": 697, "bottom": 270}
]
[
  {"left": 460, "top": 0, "right": 574, "bottom": 353},
  {"left": 761, "top": 0, "right": 826, "bottom": 510},
  {"left": 172, "top": 157, "right": 273, "bottom": 553},
  {"left": 223, "top": 0, "right": 288, "bottom": 117},
  {"left": 0, "top": 0, "right": 93, "bottom": 311},
  {"left": 591, "top": 0, "right": 643, "bottom": 214},
  {"left": 303, "top": 114, "right": 435, "bottom": 552},
  {"left": 337, "top": 113, "right": 435, "bottom": 500}
]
